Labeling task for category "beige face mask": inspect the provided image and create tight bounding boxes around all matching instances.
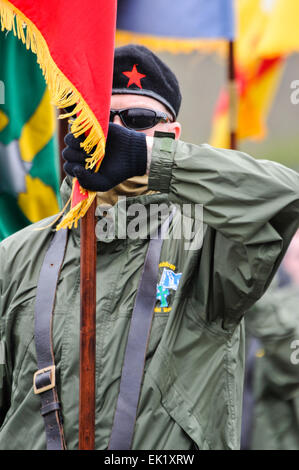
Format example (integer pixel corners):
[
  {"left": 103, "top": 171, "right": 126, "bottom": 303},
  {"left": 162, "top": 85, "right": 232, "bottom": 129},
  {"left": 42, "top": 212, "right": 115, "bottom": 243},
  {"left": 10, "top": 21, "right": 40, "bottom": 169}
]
[{"left": 96, "top": 174, "right": 157, "bottom": 207}]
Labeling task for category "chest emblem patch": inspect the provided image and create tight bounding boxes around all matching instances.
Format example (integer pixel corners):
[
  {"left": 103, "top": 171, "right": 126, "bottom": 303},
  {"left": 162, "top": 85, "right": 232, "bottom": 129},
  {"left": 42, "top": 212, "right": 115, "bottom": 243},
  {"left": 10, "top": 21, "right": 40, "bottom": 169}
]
[{"left": 155, "top": 263, "right": 182, "bottom": 313}]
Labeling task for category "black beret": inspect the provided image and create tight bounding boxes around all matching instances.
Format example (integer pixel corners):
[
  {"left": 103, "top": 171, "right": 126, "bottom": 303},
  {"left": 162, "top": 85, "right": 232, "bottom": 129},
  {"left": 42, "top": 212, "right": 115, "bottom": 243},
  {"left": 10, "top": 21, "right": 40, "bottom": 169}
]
[{"left": 112, "top": 44, "right": 182, "bottom": 119}]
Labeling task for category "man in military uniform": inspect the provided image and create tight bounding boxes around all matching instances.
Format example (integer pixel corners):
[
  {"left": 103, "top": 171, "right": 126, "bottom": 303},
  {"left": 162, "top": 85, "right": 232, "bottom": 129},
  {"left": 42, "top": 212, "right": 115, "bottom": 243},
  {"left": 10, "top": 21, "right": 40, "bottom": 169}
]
[{"left": 1, "top": 45, "right": 299, "bottom": 450}]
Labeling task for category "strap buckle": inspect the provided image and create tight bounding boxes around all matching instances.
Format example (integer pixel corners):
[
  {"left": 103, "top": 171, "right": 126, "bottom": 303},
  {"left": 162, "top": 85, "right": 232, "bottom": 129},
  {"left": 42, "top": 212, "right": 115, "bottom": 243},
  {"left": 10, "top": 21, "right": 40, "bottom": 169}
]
[{"left": 33, "top": 365, "right": 56, "bottom": 394}]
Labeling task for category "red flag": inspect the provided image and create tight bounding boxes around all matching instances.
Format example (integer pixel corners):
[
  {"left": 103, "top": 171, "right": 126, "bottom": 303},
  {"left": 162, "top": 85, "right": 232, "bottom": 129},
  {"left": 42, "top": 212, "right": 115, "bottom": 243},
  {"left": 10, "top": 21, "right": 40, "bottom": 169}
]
[{"left": 0, "top": 0, "right": 117, "bottom": 229}]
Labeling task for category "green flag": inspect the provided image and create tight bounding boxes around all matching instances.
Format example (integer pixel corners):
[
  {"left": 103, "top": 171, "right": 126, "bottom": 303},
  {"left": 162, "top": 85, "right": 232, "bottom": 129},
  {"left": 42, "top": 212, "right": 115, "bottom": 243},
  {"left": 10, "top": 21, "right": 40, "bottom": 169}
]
[{"left": 0, "top": 29, "right": 60, "bottom": 241}]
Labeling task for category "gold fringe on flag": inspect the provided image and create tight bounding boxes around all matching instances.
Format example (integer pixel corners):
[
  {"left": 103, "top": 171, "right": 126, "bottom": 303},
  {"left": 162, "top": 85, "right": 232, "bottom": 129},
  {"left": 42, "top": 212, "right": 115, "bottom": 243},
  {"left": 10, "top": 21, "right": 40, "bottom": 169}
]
[
  {"left": 116, "top": 30, "right": 227, "bottom": 55},
  {"left": 0, "top": 0, "right": 105, "bottom": 230}
]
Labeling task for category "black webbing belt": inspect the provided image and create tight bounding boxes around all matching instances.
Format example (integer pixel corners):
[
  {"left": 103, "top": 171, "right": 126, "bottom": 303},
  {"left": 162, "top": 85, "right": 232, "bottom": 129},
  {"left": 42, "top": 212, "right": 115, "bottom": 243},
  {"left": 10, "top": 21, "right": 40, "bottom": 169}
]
[
  {"left": 108, "top": 212, "right": 173, "bottom": 450},
  {"left": 33, "top": 227, "right": 68, "bottom": 450}
]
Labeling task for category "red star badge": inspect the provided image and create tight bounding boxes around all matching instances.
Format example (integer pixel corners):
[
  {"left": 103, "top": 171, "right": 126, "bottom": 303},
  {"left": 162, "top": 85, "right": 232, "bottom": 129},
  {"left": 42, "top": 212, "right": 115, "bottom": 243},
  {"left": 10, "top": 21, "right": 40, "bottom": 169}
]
[{"left": 122, "top": 64, "right": 146, "bottom": 89}]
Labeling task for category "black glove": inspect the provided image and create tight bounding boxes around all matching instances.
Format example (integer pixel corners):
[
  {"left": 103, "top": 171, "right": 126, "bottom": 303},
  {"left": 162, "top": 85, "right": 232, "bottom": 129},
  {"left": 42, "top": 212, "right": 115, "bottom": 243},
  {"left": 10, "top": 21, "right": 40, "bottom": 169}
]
[{"left": 62, "top": 122, "right": 147, "bottom": 191}]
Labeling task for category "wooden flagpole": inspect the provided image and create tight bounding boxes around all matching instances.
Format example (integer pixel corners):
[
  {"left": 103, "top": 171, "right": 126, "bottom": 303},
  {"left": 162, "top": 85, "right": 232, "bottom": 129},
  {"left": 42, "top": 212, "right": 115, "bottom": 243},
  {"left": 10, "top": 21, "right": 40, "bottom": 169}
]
[
  {"left": 228, "top": 40, "right": 238, "bottom": 150},
  {"left": 79, "top": 197, "right": 97, "bottom": 449}
]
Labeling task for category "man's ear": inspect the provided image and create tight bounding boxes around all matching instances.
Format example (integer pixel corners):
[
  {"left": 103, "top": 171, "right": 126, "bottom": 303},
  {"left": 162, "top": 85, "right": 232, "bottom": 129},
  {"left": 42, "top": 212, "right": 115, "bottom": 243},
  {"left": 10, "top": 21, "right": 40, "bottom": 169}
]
[{"left": 169, "top": 121, "right": 181, "bottom": 140}]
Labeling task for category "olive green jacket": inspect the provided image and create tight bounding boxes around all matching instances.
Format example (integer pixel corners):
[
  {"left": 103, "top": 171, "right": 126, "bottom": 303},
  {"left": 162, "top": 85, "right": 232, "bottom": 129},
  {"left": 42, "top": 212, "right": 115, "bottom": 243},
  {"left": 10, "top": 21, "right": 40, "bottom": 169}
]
[
  {"left": 244, "top": 281, "right": 299, "bottom": 450},
  {"left": 0, "top": 137, "right": 299, "bottom": 450}
]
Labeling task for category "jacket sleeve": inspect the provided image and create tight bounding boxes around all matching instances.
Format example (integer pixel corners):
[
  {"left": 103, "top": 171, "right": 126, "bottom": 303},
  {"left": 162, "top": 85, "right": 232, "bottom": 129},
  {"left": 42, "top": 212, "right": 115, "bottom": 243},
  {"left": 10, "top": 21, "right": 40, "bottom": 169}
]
[
  {"left": 148, "top": 137, "right": 299, "bottom": 323},
  {"left": 0, "top": 242, "right": 11, "bottom": 426}
]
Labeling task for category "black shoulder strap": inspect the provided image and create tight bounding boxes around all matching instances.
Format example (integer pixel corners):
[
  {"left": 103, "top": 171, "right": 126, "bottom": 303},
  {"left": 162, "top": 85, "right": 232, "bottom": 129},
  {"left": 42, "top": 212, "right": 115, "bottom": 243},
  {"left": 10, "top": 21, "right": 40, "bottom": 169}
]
[
  {"left": 33, "top": 227, "right": 68, "bottom": 450},
  {"left": 108, "top": 212, "right": 174, "bottom": 450}
]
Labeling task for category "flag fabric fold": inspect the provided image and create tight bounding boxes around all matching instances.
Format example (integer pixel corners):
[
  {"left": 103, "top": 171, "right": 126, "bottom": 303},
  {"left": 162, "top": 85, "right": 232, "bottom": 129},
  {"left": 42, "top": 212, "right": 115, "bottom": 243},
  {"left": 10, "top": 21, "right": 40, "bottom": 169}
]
[
  {"left": 116, "top": 0, "right": 235, "bottom": 54},
  {"left": 0, "top": 0, "right": 117, "bottom": 230}
]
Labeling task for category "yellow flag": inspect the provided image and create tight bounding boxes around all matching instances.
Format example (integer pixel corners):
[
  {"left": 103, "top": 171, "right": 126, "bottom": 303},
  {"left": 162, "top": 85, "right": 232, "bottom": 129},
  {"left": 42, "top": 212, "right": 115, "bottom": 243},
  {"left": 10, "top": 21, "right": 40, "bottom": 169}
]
[
  {"left": 258, "top": 0, "right": 299, "bottom": 57},
  {"left": 210, "top": 0, "right": 285, "bottom": 149}
]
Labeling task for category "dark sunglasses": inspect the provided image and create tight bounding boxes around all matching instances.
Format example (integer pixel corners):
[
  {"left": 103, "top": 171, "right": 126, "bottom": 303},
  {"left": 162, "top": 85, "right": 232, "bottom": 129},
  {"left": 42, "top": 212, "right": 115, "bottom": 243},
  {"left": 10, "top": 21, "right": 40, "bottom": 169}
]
[{"left": 109, "top": 107, "right": 172, "bottom": 130}]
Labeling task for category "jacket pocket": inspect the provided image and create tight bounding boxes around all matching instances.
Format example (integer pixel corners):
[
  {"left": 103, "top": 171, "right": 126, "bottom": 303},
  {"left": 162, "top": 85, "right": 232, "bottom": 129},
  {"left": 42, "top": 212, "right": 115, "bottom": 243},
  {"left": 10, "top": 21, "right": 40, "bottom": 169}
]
[
  {"left": 133, "top": 367, "right": 206, "bottom": 450},
  {"left": 160, "top": 381, "right": 210, "bottom": 450},
  {"left": 144, "top": 351, "right": 211, "bottom": 450}
]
